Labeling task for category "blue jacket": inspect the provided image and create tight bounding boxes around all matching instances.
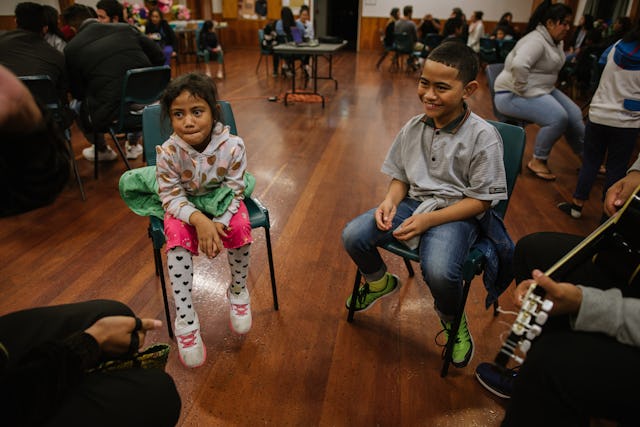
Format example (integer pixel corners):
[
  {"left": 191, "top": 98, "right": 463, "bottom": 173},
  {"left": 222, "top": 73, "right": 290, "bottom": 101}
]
[{"left": 475, "top": 209, "right": 515, "bottom": 308}]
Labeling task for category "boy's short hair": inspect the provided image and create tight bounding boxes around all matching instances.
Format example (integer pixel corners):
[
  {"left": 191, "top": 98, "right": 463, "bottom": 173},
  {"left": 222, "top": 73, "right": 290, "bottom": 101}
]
[
  {"left": 427, "top": 41, "right": 479, "bottom": 85},
  {"left": 96, "top": 0, "right": 124, "bottom": 22},
  {"left": 403, "top": 5, "right": 413, "bottom": 17},
  {"left": 160, "top": 73, "right": 221, "bottom": 125},
  {"left": 63, "top": 4, "right": 95, "bottom": 29},
  {"left": 15, "top": 2, "right": 45, "bottom": 33}
]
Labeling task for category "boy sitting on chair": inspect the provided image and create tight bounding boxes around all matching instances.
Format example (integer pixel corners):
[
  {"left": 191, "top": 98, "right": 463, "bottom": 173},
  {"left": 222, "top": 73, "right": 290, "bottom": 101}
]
[{"left": 342, "top": 41, "right": 508, "bottom": 368}]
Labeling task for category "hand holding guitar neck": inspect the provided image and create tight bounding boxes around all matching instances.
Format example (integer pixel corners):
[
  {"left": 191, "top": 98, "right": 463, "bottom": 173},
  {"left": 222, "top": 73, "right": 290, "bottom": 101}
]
[{"left": 514, "top": 270, "right": 582, "bottom": 316}]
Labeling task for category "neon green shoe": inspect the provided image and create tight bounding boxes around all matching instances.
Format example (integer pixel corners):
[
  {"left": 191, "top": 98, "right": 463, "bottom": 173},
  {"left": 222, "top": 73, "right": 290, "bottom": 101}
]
[
  {"left": 439, "top": 313, "right": 474, "bottom": 368},
  {"left": 345, "top": 273, "right": 399, "bottom": 312}
]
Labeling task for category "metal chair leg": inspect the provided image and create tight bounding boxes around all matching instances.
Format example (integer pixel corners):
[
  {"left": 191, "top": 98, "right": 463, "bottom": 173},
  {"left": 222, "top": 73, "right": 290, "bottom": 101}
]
[
  {"left": 154, "top": 246, "right": 174, "bottom": 339},
  {"left": 263, "top": 223, "right": 279, "bottom": 311},
  {"left": 403, "top": 258, "right": 415, "bottom": 277},
  {"left": 108, "top": 129, "right": 132, "bottom": 170},
  {"left": 65, "top": 130, "right": 85, "bottom": 201},
  {"left": 347, "top": 269, "right": 362, "bottom": 322}
]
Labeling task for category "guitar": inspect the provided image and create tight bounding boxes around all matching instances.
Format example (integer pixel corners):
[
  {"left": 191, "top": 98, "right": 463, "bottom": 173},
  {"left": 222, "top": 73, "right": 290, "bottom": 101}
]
[{"left": 494, "top": 185, "right": 640, "bottom": 368}]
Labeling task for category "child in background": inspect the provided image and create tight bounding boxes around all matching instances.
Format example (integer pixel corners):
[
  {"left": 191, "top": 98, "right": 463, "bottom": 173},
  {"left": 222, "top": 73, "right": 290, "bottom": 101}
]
[
  {"left": 198, "top": 20, "right": 224, "bottom": 79},
  {"left": 156, "top": 73, "right": 253, "bottom": 368},
  {"left": 342, "top": 42, "right": 508, "bottom": 369}
]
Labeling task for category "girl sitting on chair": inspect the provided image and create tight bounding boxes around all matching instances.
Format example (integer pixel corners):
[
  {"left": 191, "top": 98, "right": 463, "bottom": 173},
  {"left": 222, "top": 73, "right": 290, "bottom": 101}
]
[
  {"left": 198, "top": 20, "right": 224, "bottom": 79},
  {"left": 156, "top": 73, "right": 252, "bottom": 368}
]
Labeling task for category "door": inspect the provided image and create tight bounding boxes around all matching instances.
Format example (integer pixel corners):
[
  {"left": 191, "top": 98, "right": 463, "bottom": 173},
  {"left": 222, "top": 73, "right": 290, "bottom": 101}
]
[{"left": 327, "top": 0, "right": 358, "bottom": 50}]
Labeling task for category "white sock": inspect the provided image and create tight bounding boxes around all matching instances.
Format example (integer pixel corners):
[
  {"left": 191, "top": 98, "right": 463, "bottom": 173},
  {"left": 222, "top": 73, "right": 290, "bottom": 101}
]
[
  {"left": 167, "top": 247, "right": 196, "bottom": 327},
  {"left": 227, "top": 244, "right": 250, "bottom": 295}
]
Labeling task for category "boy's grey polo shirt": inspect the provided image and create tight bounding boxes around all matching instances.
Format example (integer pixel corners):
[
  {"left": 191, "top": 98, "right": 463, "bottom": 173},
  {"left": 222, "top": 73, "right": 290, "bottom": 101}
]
[{"left": 381, "top": 108, "right": 507, "bottom": 207}]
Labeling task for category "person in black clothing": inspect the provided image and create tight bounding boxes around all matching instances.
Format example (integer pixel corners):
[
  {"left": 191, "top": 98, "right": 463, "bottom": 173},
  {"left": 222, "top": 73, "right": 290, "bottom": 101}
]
[
  {"left": 0, "top": 299, "right": 181, "bottom": 426},
  {"left": 418, "top": 13, "right": 441, "bottom": 41},
  {"left": 0, "top": 65, "right": 69, "bottom": 217},
  {"left": 0, "top": 2, "right": 69, "bottom": 124},
  {"left": 376, "top": 7, "right": 400, "bottom": 69},
  {"left": 146, "top": 8, "right": 177, "bottom": 66},
  {"left": 198, "top": 20, "right": 225, "bottom": 79},
  {"left": 63, "top": 3, "right": 164, "bottom": 162}
]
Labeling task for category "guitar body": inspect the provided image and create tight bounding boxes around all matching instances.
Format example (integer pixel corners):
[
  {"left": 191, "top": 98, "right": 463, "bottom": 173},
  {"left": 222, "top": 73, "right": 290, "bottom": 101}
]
[{"left": 495, "top": 186, "right": 640, "bottom": 368}]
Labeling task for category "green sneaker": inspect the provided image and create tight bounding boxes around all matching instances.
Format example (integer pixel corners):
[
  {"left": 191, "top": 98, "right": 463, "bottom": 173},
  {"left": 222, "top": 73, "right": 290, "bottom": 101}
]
[
  {"left": 438, "top": 313, "right": 474, "bottom": 368},
  {"left": 345, "top": 273, "right": 399, "bottom": 312}
]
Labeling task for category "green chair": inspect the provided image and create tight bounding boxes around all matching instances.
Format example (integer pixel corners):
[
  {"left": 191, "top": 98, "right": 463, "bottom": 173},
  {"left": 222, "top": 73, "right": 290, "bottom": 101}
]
[
  {"left": 142, "top": 102, "right": 279, "bottom": 338},
  {"left": 88, "top": 65, "right": 171, "bottom": 179},
  {"left": 346, "top": 120, "right": 526, "bottom": 377}
]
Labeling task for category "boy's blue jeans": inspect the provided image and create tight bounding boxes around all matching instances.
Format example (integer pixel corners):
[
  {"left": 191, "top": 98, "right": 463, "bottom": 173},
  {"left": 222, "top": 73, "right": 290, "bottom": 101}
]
[
  {"left": 495, "top": 89, "right": 584, "bottom": 160},
  {"left": 342, "top": 198, "right": 480, "bottom": 320}
]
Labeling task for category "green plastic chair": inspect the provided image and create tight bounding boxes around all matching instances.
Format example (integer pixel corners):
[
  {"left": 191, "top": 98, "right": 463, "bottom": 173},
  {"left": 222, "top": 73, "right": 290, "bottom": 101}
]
[
  {"left": 142, "top": 102, "right": 279, "bottom": 338},
  {"left": 346, "top": 120, "right": 526, "bottom": 377}
]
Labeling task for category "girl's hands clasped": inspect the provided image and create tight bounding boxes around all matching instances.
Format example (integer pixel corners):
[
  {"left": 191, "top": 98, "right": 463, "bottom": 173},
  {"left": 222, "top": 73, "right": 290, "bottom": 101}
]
[{"left": 190, "top": 211, "right": 229, "bottom": 258}]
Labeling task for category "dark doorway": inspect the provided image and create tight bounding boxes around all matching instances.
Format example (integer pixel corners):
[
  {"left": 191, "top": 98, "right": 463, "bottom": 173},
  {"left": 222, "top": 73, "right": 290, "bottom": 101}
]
[{"left": 327, "top": 0, "right": 358, "bottom": 50}]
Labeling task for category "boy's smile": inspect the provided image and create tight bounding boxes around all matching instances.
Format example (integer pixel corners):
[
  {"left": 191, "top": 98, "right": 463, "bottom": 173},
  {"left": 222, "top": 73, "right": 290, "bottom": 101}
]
[{"left": 417, "top": 59, "right": 477, "bottom": 129}]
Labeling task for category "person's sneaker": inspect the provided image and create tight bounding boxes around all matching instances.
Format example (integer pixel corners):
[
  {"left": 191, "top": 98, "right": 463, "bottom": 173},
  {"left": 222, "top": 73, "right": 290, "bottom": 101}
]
[
  {"left": 557, "top": 202, "right": 583, "bottom": 219},
  {"left": 228, "top": 287, "right": 252, "bottom": 334},
  {"left": 82, "top": 145, "right": 118, "bottom": 162},
  {"left": 438, "top": 313, "right": 474, "bottom": 368},
  {"left": 475, "top": 362, "right": 520, "bottom": 399},
  {"left": 216, "top": 70, "right": 224, "bottom": 79},
  {"left": 126, "top": 143, "right": 143, "bottom": 159},
  {"left": 175, "top": 316, "right": 206, "bottom": 368},
  {"left": 345, "top": 273, "right": 399, "bottom": 312}
]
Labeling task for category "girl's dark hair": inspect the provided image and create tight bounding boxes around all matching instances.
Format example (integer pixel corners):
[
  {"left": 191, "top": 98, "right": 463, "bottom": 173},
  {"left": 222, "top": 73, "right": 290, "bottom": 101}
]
[
  {"left": 428, "top": 40, "right": 479, "bottom": 85},
  {"left": 474, "top": 11, "right": 484, "bottom": 21},
  {"left": 525, "top": 0, "right": 571, "bottom": 34},
  {"left": 617, "top": 17, "right": 633, "bottom": 39},
  {"left": 43, "top": 5, "right": 67, "bottom": 41},
  {"left": 148, "top": 8, "right": 165, "bottom": 21},
  {"left": 281, "top": 7, "right": 295, "bottom": 35},
  {"left": 160, "top": 73, "right": 221, "bottom": 125},
  {"left": 499, "top": 12, "right": 512, "bottom": 23},
  {"left": 199, "top": 20, "right": 214, "bottom": 46},
  {"left": 623, "top": 18, "right": 640, "bottom": 42},
  {"left": 390, "top": 7, "right": 399, "bottom": 19}
]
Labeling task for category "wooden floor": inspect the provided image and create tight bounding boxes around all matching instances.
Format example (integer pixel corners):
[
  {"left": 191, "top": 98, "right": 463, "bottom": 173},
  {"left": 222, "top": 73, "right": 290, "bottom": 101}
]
[{"left": 0, "top": 49, "right": 609, "bottom": 426}]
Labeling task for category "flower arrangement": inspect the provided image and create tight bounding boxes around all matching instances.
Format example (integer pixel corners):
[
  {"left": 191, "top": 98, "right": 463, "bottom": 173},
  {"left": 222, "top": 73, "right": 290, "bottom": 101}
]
[
  {"left": 171, "top": 4, "right": 191, "bottom": 21},
  {"left": 124, "top": 2, "right": 148, "bottom": 27}
]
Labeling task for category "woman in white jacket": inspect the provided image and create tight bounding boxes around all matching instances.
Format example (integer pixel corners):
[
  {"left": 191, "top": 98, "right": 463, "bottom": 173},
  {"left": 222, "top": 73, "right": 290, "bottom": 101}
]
[
  {"left": 494, "top": 1, "right": 583, "bottom": 181},
  {"left": 466, "top": 11, "right": 484, "bottom": 53}
]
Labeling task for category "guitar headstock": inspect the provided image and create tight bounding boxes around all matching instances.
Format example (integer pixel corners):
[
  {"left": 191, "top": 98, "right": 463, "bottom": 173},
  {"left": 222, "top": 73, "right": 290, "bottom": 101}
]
[{"left": 495, "top": 282, "right": 554, "bottom": 366}]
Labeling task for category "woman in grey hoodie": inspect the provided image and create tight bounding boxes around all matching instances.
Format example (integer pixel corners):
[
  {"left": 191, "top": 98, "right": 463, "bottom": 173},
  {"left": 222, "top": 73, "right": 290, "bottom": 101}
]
[{"left": 494, "top": 1, "right": 583, "bottom": 181}]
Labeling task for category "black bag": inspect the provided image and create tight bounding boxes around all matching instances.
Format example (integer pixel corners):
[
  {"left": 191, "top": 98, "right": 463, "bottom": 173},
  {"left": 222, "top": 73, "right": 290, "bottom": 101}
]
[{"left": 318, "top": 36, "right": 342, "bottom": 44}]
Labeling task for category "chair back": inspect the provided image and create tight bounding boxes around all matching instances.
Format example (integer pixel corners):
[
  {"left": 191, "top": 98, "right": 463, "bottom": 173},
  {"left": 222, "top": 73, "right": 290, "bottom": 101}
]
[
  {"left": 114, "top": 65, "right": 171, "bottom": 133},
  {"left": 258, "top": 29, "right": 268, "bottom": 52},
  {"left": 497, "top": 39, "right": 516, "bottom": 61},
  {"left": 479, "top": 37, "right": 499, "bottom": 64},
  {"left": 485, "top": 63, "right": 508, "bottom": 122},
  {"left": 18, "top": 75, "right": 66, "bottom": 125},
  {"left": 487, "top": 120, "right": 526, "bottom": 219},
  {"left": 424, "top": 33, "right": 443, "bottom": 51},
  {"left": 142, "top": 101, "right": 238, "bottom": 166},
  {"left": 393, "top": 32, "right": 414, "bottom": 54}
]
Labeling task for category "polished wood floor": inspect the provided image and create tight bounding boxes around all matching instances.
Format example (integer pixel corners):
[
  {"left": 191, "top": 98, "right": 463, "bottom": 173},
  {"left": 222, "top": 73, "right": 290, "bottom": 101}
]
[{"left": 0, "top": 49, "right": 612, "bottom": 426}]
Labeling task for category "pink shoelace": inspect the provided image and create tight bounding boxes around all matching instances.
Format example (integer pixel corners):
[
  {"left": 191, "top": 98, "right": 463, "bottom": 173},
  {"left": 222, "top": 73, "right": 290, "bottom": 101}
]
[
  {"left": 177, "top": 330, "right": 198, "bottom": 348},
  {"left": 231, "top": 303, "right": 249, "bottom": 316}
]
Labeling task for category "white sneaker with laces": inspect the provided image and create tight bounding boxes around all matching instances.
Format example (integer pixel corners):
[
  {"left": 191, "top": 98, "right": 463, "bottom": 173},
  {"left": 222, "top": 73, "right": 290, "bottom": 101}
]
[
  {"left": 82, "top": 145, "right": 118, "bottom": 162},
  {"left": 126, "top": 143, "right": 143, "bottom": 159},
  {"left": 175, "top": 315, "right": 206, "bottom": 368},
  {"left": 228, "top": 287, "right": 252, "bottom": 334}
]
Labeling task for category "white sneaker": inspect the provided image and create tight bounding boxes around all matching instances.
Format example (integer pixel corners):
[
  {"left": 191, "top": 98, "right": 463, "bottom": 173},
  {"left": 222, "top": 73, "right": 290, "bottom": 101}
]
[
  {"left": 216, "top": 70, "right": 224, "bottom": 79},
  {"left": 175, "top": 315, "right": 206, "bottom": 368},
  {"left": 82, "top": 145, "right": 118, "bottom": 162},
  {"left": 228, "top": 287, "right": 252, "bottom": 334},
  {"left": 126, "top": 143, "right": 143, "bottom": 159}
]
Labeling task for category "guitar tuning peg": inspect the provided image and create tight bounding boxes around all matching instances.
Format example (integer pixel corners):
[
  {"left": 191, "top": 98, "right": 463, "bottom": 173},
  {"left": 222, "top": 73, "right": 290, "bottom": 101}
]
[
  {"left": 525, "top": 325, "right": 542, "bottom": 340},
  {"left": 536, "top": 311, "right": 549, "bottom": 325},
  {"left": 542, "top": 299, "right": 554, "bottom": 312},
  {"left": 519, "top": 339, "right": 531, "bottom": 354}
]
